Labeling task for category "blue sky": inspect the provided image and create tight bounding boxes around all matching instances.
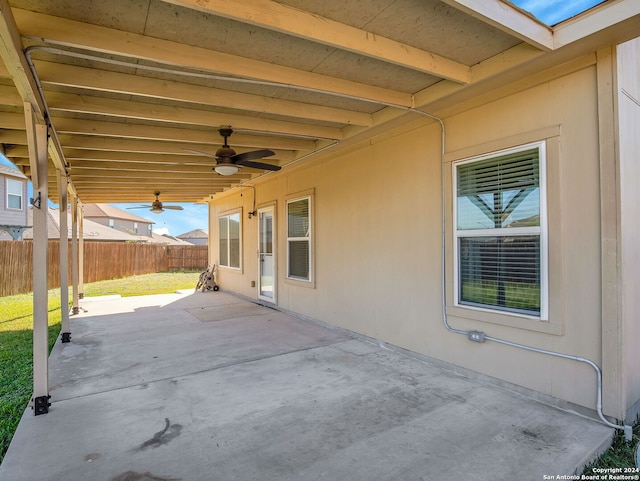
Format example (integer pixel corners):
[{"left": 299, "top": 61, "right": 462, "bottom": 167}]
[
  {"left": 509, "top": 0, "right": 606, "bottom": 25},
  {"left": 0, "top": 154, "right": 208, "bottom": 237}
]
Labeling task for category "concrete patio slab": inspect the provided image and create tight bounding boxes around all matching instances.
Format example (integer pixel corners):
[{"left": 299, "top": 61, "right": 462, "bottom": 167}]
[{"left": 0, "top": 291, "right": 614, "bottom": 481}]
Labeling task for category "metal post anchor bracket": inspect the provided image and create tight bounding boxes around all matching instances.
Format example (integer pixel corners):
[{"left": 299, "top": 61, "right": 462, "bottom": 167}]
[{"left": 33, "top": 395, "right": 51, "bottom": 415}]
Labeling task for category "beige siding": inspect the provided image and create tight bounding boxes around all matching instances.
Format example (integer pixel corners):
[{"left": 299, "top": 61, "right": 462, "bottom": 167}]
[{"left": 209, "top": 63, "right": 620, "bottom": 414}]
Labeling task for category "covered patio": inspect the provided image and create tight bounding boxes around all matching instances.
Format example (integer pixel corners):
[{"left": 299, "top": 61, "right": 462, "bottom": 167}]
[
  {"left": 0, "top": 290, "right": 613, "bottom": 481},
  {"left": 1, "top": 1, "right": 639, "bottom": 478}
]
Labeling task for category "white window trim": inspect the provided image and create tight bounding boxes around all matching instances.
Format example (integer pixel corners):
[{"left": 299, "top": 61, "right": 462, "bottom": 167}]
[
  {"left": 6, "top": 178, "right": 23, "bottom": 211},
  {"left": 218, "top": 209, "right": 242, "bottom": 270},
  {"left": 452, "top": 141, "right": 549, "bottom": 321},
  {"left": 286, "top": 195, "right": 312, "bottom": 283}
]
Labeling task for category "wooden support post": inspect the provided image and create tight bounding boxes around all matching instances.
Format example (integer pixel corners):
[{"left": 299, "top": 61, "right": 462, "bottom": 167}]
[
  {"left": 71, "top": 195, "right": 79, "bottom": 315},
  {"left": 57, "top": 170, "right": 71, "bottom": 342},
  {"left": 25, "top": 102, "right": 50, "bottom": 415},
  {"left": 79, "top": 203, "right": 84, "bottom": 299},
  {"left": 597, "top": 47, "right": 624, "bottom": 420}
]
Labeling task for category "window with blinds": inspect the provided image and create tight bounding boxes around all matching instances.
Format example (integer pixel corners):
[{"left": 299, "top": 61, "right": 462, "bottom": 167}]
[
  {"left": 454, "top": 143, "right": 547, "bottom": 318},
  {"left": 287, "top": 196, "right": 311, "bottom": 281},
  {"left": 219, "top": 212, "right": 241, "bottom": 269}
]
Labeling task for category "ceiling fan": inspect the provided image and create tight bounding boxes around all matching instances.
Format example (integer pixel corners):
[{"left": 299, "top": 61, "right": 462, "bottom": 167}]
[
  {"left": 188, "top": 127, "right": 281, "bottom": 176},
  {"left": 127, "top": 192, "right": 184, "bottom": 214}
]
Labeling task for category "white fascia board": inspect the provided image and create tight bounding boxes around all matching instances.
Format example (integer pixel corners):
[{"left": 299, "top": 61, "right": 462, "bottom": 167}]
[
  {"left": 443, "top": 0, "right": 553, "bottom": 51},
  {"left": 553, "top": 0, "right": 640, "bottom": 49}
]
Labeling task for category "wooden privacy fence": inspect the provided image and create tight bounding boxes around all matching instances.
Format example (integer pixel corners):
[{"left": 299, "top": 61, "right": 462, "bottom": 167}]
[{"left": 0, "top": 241, "right": 209, "bottom": 297}]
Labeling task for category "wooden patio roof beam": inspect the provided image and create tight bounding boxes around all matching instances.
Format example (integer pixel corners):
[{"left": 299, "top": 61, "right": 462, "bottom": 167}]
[
  {"left": 52, "top": 119, "right": 318, "bottom": 151},
  {"left": 162, "top": 0, "right": 471, "bottom": 83},
  {"left": 12, "top": 8, "right": 413, "bottom": 108}
]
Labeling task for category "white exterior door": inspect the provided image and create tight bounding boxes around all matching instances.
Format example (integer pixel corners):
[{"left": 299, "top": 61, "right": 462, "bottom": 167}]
[{"left": 258, "top": 206, "right": 276, "bottom": 303}]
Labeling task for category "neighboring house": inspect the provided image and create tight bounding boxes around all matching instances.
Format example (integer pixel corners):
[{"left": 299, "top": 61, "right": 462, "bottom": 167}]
[
  {"left": 83, "top": 204, "right": 154, "bottom": 239},
  {"left": 24, "top": 207, "right": 141, "bottom": 242},
  {"left": 177, "top": 229, "right": 208, "bottom": 246},
  {"left": 0, "top": 164, "right": 29, "bottom": 240},
  {"left": 208, "top": 36, "right": 640, "bottom": 427},
  {"left": 23, "top": 207, "right": 191, "bottom": 245},
  {"left": 153, "top": 232, "right": 193, "bottom": 246}
]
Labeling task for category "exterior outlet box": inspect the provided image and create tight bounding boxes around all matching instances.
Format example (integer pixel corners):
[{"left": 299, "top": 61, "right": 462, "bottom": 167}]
[
  {"left": 468, "top": 331, "right": 486, "bottom": 343},
  {"left": 251, "top": 281, "right": 256, "bottom": 287}
]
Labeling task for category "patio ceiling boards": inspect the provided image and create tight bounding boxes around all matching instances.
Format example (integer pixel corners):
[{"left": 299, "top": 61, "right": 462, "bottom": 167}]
[{"left": 0, "top": 0, "right": 639, "bottom": 205}]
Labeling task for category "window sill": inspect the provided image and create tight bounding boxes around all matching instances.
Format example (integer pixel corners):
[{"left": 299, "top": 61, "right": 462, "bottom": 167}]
[
  {"left": 284, "top": 276, "right": 315, "bottom": 289},
  {"left": 218, "top": 265, "right": 243, "bottom": 274},
  {"left": 446, "top": 305, "right": 563, "bottom": 335}
]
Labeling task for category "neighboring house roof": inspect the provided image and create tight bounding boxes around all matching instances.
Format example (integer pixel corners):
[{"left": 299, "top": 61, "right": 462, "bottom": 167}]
[
  {"left": 24, "top": 207, "right": 138, "bottom": 241},
  {"left": 83, "top": 204, "right": 154, "bottom": 224},
  {"left": 23, "top": 207, "right": 195, "bottom": 244},
  {"left": 151, "top": 232, "right": 192, "bottom": 245},
  {"left": 0, "top": 164, "right": 28, "bottom": 180},
  {"left": 177, "top": 229, "right": 208, "bottom": 240}
]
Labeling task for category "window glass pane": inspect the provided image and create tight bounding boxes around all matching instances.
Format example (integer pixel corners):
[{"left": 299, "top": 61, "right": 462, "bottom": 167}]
[
  {"left": 8, "top": 194, "right": 21, "bottom": 209},
  {"left": 459, "top": 236, "right": 540, "bottom": 315},
  {"left": 457, "top": 149, "right": 539, "bottom": 230},
  {"left": 260, "top": 212, "right": 273, "bottom": 254},
  {"left": 288, "top": 199, "right": 309, "bottom": 237},
  {"left": 7, "top": 179, "right": 22, "bottom": 209},
  {"left": 7, "top": 179, "right": 21, "bottom": 195},
  {"left": 219, "top": 217, "right": 228, "bottom": 267},
  {"left": 229, "top": 213, "right": 240, "bottom": 268},
  {"left": 288, "top": 240, "right": 309, "bottom": 280}
]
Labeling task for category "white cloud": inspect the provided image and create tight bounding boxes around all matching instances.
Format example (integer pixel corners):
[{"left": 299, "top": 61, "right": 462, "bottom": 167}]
[{"left": 154, "top": 227, "right": 170, "bottom": 236}]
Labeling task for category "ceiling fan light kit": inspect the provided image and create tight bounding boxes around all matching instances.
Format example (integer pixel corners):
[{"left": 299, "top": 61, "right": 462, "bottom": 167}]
[{"left": 214, "top": 164, "right": 240, "bottom": 176}]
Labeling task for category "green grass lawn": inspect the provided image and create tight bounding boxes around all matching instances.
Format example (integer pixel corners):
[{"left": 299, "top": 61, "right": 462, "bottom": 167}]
[
  {"left": 461, "top": 280, "right": 540, "bottom": 312},
  {"left": 582, "top": 424, "right": 639, "bottom": 474},
  {"left": 0, "top": 271, "right": 200, "bottom": 463}
]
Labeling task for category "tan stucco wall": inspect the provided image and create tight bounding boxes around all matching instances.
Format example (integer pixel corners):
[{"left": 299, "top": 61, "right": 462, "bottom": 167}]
[
  {"left": 618, "top": 37, "right": 640, "bottom": 421},
  {"left": 209, "top": 62, "right": 627, "bottom": 415}
]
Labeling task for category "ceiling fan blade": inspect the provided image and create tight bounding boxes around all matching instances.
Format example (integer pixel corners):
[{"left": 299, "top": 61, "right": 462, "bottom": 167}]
[
  {"left": 184, "top": 148, "right": 217, "bottom": 159},
  {"left": 236, "top": 159, "right": 282, "bottom": 171},
  {"left": 163, "top": 206, "right": 184, "bottom": 210},
  {"left": 231, "top": 149, "right": 275, "bottom": 163},
  {"left": 127, "top": 205, "right": 152, "bottom": 209}
]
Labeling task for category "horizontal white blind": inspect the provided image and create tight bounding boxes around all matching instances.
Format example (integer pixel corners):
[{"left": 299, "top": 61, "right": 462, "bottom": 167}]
[
  {"left": 455, "top": 146, "right": 542, "bottom": 316},
  {"left": 288, "top": 198, "right": 310, "bottom": 238},
  {"left": 457, "top": 148, "right": 539, "bottom": 197},
  {"left": 219, "top": 213, "right": 240, "bottom": 268},
  {"left": 287, "top": 197, "right": 311, "bottom": 281},
  {"left": 459, "top": 236, "right": 540, "bottom": 314},
  {"left": 218, "top": 217, "right": 228, "bottom": 267},
  {"left": 228, "top": 214, "right": 240, "bottom": 268},
  {"left": 288, "top": 241, "right": 310, "bottom": 279}
]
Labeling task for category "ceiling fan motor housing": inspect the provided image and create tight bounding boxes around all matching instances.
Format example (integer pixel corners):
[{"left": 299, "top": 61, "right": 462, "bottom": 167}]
[{"left": 215, "top": 146, "right": 236, "bottom": 160}]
